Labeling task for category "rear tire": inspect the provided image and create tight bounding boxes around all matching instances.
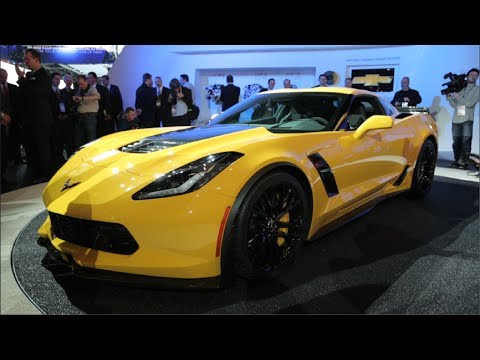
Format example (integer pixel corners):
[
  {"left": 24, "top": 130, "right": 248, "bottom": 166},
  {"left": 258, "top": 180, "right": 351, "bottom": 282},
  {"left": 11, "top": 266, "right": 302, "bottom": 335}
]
[
  {"left": 224, "top": 172, "right": 309, "bottom": 284},
  {"left": 408, "top": 139, "right": 436, "bottom": 198}
]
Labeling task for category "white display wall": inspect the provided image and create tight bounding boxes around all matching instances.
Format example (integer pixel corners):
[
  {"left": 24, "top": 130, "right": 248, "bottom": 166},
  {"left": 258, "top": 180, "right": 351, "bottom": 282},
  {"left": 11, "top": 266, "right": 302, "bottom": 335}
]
[{"left": 108, "top": 45, "right": 480, "bottom": 152}]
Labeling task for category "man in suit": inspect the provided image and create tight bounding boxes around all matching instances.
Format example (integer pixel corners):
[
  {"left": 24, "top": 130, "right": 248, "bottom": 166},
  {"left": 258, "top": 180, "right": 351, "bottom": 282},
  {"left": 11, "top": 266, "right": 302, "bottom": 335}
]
[
  {"left": 135, "top": 73, "right": 157, "bottom": 128},
  {"left": 1, "top": 68, "right": 15, "bottom": 188},
  {"left": 316, "top": 74, "right": 329, "bottom": 87},
  {"left": 15, "top": 48, "right": 54, "bottom": 183},
  {"left": 1, "top": 68, "right": 20, "bottom": 166},
  {"left": 154, "top": 76, "right": 170, "bottom": 127},
  {"left": 180, "top": 74, "right": 195, "bottom": 105},
  {"left": 60, "top": 74, "right": 75, "bottom": 157},
  {"left": 102, "top": 75, "right": 123, "bottom": 131},
  {"left": 260, "top": 78, "right": 275, "bottom": 93},
  {"left": 88, "top": 72, "right": 112, "bottom": 137},
  {"left": 220, "top": 75, "right": 240, "bottom": 111},
  {"left": 49, "top": 72, "right": 69, "bottom": 170}
]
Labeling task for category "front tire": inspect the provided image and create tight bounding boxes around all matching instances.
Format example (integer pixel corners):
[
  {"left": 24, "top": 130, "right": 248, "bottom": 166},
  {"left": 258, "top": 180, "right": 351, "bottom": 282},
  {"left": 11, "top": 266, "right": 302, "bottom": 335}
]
[
  {"left": 408, "top": 139, "right": 436, "bottom": 198},
  {"left": 226, "top": 172, "right": 309, "bottom": 282}
]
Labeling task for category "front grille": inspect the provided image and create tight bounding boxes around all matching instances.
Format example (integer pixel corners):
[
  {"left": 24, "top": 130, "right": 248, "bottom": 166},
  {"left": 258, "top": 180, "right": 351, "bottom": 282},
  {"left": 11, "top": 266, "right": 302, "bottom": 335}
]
[{"left": 49, "top": 212, "right": 139, "bottom": 255}]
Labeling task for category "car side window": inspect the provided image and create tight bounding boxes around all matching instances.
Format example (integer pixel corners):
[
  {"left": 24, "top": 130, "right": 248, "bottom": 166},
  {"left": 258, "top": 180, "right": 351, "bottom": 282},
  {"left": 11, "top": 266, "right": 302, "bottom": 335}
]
[
  {"left": 361, "top": 97, "right": 385, "bottom": 117},
  {"left": 340, "top": 96, "right": 385, "bottom": 131}
]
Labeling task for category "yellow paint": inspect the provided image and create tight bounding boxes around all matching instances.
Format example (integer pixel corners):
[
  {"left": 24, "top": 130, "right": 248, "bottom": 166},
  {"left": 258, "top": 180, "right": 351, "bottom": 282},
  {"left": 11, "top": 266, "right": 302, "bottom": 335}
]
[{"left": 38, "top": 88, "right": 438, "bottom": 280}]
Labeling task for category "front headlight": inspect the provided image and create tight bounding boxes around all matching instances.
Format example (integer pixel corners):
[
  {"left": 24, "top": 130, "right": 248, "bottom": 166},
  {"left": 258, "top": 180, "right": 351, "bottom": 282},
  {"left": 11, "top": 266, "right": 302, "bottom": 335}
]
[{"left": 132, "top": 152, "right": 244, "bottom": 200}]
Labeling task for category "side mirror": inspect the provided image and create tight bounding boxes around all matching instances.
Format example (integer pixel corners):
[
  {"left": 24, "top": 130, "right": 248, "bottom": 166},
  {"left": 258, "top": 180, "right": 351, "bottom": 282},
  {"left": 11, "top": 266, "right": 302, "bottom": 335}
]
[{"left": 352, "top": 115, "right": 393, "bottom": 140}]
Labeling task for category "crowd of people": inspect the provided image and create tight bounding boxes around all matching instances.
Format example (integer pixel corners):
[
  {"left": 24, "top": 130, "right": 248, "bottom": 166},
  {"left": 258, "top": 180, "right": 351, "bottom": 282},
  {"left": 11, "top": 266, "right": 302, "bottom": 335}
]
[
  {"left": 0, "top": 50, "right": 201, "bottom": 189},
  {"left": 1, "top": 48, "right": 479, "bottom": 191}
]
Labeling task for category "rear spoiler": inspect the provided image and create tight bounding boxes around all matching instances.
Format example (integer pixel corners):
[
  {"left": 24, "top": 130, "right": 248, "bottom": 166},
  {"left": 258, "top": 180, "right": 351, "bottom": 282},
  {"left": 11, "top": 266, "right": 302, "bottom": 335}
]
[{"left": 395, "top": 107, "right": 429, "bottom": 114}]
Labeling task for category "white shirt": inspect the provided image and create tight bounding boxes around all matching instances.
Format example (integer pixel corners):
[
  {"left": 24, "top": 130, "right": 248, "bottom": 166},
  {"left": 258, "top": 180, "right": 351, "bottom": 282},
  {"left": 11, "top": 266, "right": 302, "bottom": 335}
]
[{"left": 174, "top": 99, "right": 188, "bottom": 117}]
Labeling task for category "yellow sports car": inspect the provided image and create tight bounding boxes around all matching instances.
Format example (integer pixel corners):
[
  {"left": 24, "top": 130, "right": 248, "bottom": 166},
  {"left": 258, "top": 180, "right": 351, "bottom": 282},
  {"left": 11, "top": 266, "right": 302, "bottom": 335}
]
[{"left": 38, "top": 87, "right": 438, "bottom": 288}]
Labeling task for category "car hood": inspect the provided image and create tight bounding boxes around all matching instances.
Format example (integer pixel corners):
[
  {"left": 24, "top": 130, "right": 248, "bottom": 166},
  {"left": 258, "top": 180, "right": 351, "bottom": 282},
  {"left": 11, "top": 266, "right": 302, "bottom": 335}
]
[{"left": 74, "top": 125, "right": 273, "bottom": 177}]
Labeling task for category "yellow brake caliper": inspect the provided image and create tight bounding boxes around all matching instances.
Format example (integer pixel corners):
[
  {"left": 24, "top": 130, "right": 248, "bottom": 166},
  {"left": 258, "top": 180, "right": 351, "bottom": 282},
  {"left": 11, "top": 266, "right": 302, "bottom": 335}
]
[{"left": 277, "top": 213, "right": 289, "bottom": 247}]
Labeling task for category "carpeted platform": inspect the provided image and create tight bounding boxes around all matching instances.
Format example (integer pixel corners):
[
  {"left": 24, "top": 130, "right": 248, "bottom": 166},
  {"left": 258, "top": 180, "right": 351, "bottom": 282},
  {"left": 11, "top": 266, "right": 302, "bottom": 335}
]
[{"left": 12, "top": 176, "right": 479, "bottom": 314}]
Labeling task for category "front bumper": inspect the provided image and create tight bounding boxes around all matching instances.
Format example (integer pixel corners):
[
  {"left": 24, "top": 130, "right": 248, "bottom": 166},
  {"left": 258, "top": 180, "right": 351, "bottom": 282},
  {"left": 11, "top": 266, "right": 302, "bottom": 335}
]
[
  {"left": 39, "top": 178, "right": 236, "bottom": 279},
  {"left": 37, "top": 237, "right": 221, "bottom": 289}
]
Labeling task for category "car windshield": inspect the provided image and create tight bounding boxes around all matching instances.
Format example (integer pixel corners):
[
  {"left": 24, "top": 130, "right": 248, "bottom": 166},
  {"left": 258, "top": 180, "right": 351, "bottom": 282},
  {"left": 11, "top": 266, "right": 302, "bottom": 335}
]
[{"left": 208, "top": 92, "right": 350, "bottom": 133}]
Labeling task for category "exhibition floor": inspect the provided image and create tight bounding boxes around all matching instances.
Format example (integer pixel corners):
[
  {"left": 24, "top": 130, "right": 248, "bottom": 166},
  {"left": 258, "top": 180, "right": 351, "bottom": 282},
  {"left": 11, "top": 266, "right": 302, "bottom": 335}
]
[{"left": 1, "top": 166, "right": 478, "bottom": 315}]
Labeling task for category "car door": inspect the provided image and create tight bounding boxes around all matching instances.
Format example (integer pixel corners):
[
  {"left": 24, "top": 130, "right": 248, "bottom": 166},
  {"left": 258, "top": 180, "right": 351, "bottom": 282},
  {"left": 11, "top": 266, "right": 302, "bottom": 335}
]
[{"left": 335, "top": 95, "right": 406, "bottom": 205}]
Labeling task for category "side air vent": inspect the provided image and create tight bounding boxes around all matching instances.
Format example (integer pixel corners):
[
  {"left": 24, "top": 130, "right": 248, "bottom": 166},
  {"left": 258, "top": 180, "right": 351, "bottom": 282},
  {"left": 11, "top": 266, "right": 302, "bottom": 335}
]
[
  {"left": 393, "top": 165, "right": 409, "bottom": 186},
  {"left": 308, "top": 153, "right": 339, "bottom": 197}
]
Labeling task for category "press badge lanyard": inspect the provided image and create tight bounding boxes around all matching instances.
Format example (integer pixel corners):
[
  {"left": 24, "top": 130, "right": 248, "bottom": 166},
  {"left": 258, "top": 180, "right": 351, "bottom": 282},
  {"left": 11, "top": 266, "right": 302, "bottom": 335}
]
[{"left": 457, "top": 85, "right": 474, "bottom": 117}]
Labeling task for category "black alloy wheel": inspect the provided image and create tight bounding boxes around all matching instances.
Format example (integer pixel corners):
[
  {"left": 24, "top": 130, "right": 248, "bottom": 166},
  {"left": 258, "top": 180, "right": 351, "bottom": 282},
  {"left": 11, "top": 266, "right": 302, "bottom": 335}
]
[
  {"left": 409, "top": 139, "right": 437, "bottom": 198},
  {"left": 227, "top": 172, "right": 309, "bottom": 281}
]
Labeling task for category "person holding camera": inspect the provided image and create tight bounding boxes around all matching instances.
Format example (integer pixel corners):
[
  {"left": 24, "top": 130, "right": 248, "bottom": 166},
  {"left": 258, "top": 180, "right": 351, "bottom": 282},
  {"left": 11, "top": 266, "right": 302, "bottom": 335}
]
[
  {"left": 446, "top": 68, "right": 480, "bottom": 169},
  {"left": 164, "top": 78, "right": 192, "bottom": 127},
  {"left": 73, "top": 74, "right": 100, "bottom": 148},
  {"left": 391, "top": 77, "right": 422, "bottom": 107}
]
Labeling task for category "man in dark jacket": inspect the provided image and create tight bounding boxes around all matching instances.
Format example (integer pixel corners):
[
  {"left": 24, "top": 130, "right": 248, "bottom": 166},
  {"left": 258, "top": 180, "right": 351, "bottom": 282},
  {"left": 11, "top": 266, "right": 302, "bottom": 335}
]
[
  {"left": 117, "top": 107, "right": 144, "bottom": 131},
  {"left": 135, "top": 73, "right": 156, "bottom": 128},
  {"left": 15, "top": 48, "right": 53, "bottom": 183},
  {"left": 49, "top": 72, "right": 69, "bottom": 169},
  {"left": 1, "top": 68, "right": 15, "bottom": 188},
  {"left": 0, "top": 68, "right": 21, "bottom": 169},
  {"left": 102, "top": 75, "right": 123, "bottom": 130},
  {"left": 391, "top": 77, "right": 422, "bottom": 107},
  {"left": 220, "top": 75, "right": 240, "bottom": 111},
  {"left": 154, "top": 76, "right": 171, "bottom": 127},
  {"left": 60, "top": 74, "right": 75, "bottom": 158}
]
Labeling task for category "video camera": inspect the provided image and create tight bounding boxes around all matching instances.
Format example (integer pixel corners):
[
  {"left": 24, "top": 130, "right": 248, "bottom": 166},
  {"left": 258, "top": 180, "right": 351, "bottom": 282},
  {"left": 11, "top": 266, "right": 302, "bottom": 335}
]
[{"left": 441, "top": 72, "right": 466, "bottom": 95}]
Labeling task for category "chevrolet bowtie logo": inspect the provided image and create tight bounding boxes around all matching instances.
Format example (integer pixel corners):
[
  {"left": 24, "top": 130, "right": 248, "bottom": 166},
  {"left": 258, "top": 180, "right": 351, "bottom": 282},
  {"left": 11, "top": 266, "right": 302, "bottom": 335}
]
[
  {"left": 352, "top": 74, "right": 393, "bottom": 86},
  {"left": 61, "top": 178, "right": 81, "bottom": 192}
]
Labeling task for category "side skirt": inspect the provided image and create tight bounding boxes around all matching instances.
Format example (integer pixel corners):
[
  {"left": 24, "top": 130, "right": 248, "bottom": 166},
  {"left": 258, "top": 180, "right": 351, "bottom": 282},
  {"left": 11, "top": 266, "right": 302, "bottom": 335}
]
[{"left": 309, "top": 189, "right": 407, "bottom": 241}]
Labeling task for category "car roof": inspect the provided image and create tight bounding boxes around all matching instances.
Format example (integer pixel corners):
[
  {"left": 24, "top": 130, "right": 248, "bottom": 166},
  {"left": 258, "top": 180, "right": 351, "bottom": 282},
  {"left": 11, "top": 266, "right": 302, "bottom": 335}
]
[{"left": 256, "top": 86, "right": 379, "bottom": 97}]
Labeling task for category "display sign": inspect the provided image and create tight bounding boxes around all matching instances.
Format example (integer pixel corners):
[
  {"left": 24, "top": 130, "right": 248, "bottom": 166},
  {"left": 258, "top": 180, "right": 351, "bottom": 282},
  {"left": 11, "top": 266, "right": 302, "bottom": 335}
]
[
  {"left": 0, "top": 45, "right": 115, "bottom": 64},
  {"left": 351, "top": 68, "right": 394, "bottom": 92}
]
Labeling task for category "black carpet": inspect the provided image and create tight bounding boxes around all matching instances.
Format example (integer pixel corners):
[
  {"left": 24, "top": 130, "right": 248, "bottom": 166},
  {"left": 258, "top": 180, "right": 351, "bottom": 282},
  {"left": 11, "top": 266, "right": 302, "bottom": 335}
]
[{"left": 12, "top": 176, "right": 479, "bottom": 314}]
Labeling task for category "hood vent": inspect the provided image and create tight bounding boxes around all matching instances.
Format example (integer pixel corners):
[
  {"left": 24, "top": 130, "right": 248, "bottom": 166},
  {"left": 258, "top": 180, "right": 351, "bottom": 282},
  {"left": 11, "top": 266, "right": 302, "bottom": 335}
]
[
  {"left": 120, "top": 125, "right": 251, "bottom": 154},
  {"left": 121, "top": 138, "right": 188, "bottom": 153}
]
